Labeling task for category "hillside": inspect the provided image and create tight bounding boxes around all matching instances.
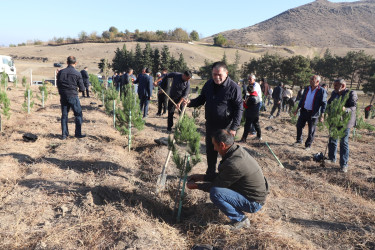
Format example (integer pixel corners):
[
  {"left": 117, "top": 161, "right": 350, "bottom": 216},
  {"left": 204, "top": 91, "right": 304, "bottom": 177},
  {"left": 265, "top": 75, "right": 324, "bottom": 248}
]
[
  {"left": 204, "top": 0, "right": 375, "bottom": 48},
  {"left": 2, "top": 42, "right": 375, "bottom": 86},
  {"left": 0, "top": 79, "right": 374, "bottom": 248}
]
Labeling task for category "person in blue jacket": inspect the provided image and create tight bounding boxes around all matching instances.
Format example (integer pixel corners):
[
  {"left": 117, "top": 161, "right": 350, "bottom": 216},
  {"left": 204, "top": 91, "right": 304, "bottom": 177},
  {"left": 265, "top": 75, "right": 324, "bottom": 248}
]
[{"left": 294, "top": 75, "right": 327, "bottom": 150}]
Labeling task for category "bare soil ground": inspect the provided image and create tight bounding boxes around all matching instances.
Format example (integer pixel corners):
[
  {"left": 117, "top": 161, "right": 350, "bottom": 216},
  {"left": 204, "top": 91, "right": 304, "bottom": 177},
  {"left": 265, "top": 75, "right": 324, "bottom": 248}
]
[{"left": 0, "top": 79, "right": 374, "bottom": 249}]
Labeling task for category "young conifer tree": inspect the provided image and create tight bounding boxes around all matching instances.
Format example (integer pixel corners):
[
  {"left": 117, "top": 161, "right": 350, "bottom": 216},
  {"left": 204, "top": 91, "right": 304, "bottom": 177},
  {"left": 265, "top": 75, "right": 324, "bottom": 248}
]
[
  {"left": 22, "top": 86, "right": 34, "bottom": 112},
  {"left": 0, "top": 90, "right": 11, "bottom": 131},
  {"left": 38, "top": 81, "right": 49, "bottom": 103},
  {"left": 324, "top": 93, "right": 351, "bottom": 140},
  {"left": 169, "top": 115, "right": 201, "bottom": 177},
  {"left": 104, "top": 86, "right": 119, "bottom": 115},
  {"left": 116, "top": 84, "right": 144, "bottom": 134}
]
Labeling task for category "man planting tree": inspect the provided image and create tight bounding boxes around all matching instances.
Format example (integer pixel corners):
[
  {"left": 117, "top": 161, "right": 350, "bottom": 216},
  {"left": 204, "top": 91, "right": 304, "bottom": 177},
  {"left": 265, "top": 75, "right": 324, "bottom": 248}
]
[{"left": 187, "top": 129, "right": 268, "bottom": 230}]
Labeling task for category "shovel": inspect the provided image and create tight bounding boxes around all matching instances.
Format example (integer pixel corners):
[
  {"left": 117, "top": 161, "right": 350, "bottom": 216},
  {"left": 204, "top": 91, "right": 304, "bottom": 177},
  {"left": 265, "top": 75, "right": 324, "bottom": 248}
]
[{"left": 156, "top": 105, "right": 187, "bottom": 193}]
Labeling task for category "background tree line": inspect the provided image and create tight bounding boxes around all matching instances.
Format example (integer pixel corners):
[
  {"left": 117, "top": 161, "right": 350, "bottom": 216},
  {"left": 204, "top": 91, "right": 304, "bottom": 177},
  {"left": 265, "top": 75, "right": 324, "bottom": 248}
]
[
  {"left": 241, "top": 49, "right": 375, "bottom": 103},
  {"left": 42, "top": 27, "right": 199, "bottom": 46},
  {"left": 100, "top": 43, "right": 188, "bottom": 76}
]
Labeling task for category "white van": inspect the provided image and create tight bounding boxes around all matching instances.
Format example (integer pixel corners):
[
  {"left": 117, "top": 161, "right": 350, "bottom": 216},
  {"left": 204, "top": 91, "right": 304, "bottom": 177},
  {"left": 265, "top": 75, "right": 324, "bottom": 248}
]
[{"left": 0, "top": 55, "right": 17, "bottom": 82}]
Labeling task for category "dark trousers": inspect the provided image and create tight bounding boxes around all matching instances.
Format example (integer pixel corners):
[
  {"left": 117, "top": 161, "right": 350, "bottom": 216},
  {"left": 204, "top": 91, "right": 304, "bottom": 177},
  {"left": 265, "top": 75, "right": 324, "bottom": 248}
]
[
  {"left": 296, "top": 109, "right": 319, "bottom": 147},
  {"left": 270, "top": 100, "right": 281, "bottom": 116},
  {"left": 242, "top": 115, "right": 261, "bottom": 140},
  {"left": 205, "top": 129, "right": 218, "bottom": 180},
  {"left": 157, "top": 93, "right": 167, "bottom": 114},
  {"left": 139, "top": 96, "right": 150, "bottom": 118},
  {"left": 167, "top": 97, "right": 184, "bottom": 130},
  {"left": 282, "top": 97, "right": 290, "bottom": 112},
  {"left": 82, "top": 84, "right": 90, "bottom": 97},
  {"left": 60, "top": 96, "right": 83, "bottom": 138}
]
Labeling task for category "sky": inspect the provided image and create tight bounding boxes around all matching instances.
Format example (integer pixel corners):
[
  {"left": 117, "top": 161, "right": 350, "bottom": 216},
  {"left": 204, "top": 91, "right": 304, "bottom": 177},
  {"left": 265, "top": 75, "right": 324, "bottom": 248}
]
[{"left": 0, "top": 0, "right": 356, "bottom": 47}]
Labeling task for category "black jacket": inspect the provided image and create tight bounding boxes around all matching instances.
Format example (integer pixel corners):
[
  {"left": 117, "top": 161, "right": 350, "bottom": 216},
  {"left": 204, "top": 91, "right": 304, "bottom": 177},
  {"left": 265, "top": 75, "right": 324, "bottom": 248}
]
[
  {"left": 137, "top": 74, "right": 153, "bottom": 99},
  {"left": 165, "top": 72, "right": 190, "bottom": 99},
  {"left": 272, "top": 86, "right": 283, "bottom": 101},
  {"left": 198, "top": 144, "right": 269, "bottom": 205},
  {"left": 57, "top": 65, "right": 85, "bottom": 98},
  {"left": 80, "top": 70, "right": 89, "bottom": 86},
  {"left": 189, "top": 76, "right": 243, "bottom": 132}
]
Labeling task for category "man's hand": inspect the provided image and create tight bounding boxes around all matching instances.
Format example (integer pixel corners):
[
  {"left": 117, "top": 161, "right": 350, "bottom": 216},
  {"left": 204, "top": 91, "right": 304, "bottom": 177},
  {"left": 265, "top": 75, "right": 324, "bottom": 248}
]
[
  {"left": 188, "top": 174, "right": 204, "bottom": 182},
  {"left": 229, "top": 130, "right": 236, "bottom": 137},
  {"left": 319, "top": 116, "right": 324, "bottom": 123},
  {"left": 187, "top": 181, "right": 198, "bottom": 189},
  {"left": 293, "top": 109, "right": 298, "bottom": 116},
  {"left": 181, "top": 97, "right": 190, "bottom": 106}
]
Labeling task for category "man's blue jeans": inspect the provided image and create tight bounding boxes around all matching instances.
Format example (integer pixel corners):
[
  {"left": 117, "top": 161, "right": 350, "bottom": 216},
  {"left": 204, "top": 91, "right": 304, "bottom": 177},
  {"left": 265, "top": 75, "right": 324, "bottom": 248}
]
[
  {"left": 210, "top": 187, "right": 262, "bottom": 222},
  {"left": 328, "top": 128, "right": 350, "bottom": 167},
  {"left": 60, "top": 96, "right": 83, "bottom": 137}
]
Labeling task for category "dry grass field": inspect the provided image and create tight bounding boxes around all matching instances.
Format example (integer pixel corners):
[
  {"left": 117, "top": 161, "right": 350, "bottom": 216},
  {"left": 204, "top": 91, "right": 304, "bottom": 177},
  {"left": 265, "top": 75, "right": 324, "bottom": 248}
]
[
  {"left": 0, "top": 43, "right": 374, "bottom": 249},
  {"left": 0, "top": 79, "right": 374, "bottom": 249}
]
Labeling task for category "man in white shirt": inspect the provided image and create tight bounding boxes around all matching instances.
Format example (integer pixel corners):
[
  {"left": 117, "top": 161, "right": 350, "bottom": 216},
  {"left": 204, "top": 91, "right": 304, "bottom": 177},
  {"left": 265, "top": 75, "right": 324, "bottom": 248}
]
[{"left": 294, "top": 75, "right": 327, "bottom": 150}]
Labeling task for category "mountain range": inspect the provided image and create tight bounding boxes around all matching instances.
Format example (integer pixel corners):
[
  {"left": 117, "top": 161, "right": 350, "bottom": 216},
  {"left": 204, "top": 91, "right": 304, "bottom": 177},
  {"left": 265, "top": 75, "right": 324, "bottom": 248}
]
[{"left": 204, "top": 0, "right": 375, "bottom": 48}]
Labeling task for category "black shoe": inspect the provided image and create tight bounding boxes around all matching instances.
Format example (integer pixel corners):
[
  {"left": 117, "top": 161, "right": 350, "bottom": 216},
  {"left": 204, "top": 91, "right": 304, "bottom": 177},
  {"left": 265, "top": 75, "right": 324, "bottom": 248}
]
[
  {"left": 156, "top": 112, "right": 161, "bottom": 116},
  {"left": 239, "top": 138, "right": 246, "bottom": 143},
  {"left": 167, "top": 127, "right": 172, "bottom": 132},
  {"left": 75, "top": 134, "right": 86, "bottom": 139},
  {"left": 62, "top": 135, "right": 68, "bottom": 140}
]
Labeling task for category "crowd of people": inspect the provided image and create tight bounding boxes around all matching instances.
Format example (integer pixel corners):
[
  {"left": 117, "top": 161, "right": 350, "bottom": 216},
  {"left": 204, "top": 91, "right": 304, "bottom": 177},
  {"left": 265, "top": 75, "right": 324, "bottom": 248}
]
[{"left": 56, "top": 56, "right": 358, "bottom": 230}]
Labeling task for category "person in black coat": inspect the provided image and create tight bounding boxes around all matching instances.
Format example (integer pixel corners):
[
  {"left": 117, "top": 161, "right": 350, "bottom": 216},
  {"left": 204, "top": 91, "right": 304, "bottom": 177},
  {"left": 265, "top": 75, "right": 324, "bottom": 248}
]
[
  {"left": 137, "top": 68, "right": 153, "bottom": 118},
  {"left": 57, "top": 56, "right": 86, "bottom": 139},
  {"left": 269, "top": 82, "right": 283, "bottom": 118},
  {"left": 183, "top": 62, "right": 243, "bottom": 180},
  {"left": 240, "top": 83, "right": 262, "bottom": 142},
  {"left": 80, "top": 67, "right": 90, "bottom": 97}
]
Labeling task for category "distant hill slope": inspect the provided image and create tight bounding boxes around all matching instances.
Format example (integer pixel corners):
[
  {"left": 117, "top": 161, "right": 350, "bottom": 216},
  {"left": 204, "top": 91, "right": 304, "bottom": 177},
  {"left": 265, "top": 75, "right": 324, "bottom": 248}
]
[{"left": 204, "top": 0, "right": 375, "bottom": 48}]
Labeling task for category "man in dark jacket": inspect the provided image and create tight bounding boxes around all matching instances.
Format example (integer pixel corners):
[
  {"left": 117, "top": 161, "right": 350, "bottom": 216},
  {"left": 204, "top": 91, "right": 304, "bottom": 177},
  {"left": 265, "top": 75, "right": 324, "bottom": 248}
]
[
  {"left": 57, "top": 56, "right": 86, "bottom": 140},
  {"left": 80, "top": 67, "right": 90, "bottom": 97},
  {"left": 327, "top": 79, "right": 358, "bottom": 173},
  {"left": 269, "top": 82, "right": 283, "bottom": 118},
  {"left": 159, "top": 70, "right": 191, "bottom": 131},
  {"left": 137, "top": 68, "right": 153, "bottom": 118},
  {"left": 184, "top": 62, "right": 243, "bottom": 180},
  {"left": 240, "top": 83, "right": 262, "bottom": 142},
  {"left": 294, "top": 75, "right": 327, "bottom": 150},
  {"left": 187, "top": 129, "right": 268, "bottom": 229},
  {"left": 121, "top": 68, "right": 134, "bottom": 96},
  {"left": 154, "top": 68, "right": 169, "bottom": 116}
]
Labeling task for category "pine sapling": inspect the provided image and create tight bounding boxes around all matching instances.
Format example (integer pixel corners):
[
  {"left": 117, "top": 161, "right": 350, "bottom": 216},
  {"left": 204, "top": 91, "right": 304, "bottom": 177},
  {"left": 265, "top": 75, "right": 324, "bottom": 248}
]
[
  {"left": 169, "top": 114, "right": 201, "bottom": 222},
  {"left": 1, "top": 72, "right": 7, "bottom": 91},
  {"left": 116, "top": 84, "right": 144, "bottom": 135},
  {"left": 104, "top": 86, "right": 119, "bottom": 115},
  {"left": 289, "top": 102, "right": 299, "bottom": 125},
  {"left": 38, "top": 81, "right": 49, "bottom": 104},
  {"left": 0, "top": 90, "right": 11, "bottom": 131},
  {"left": 22, "top": 76, "right": 27, "bottom": 87},
  {"left": 22, "top": 86, "right": 34, "bottom": 112},
  {"left": 321, "top": 93, "right": 351, "bottom": 164}
]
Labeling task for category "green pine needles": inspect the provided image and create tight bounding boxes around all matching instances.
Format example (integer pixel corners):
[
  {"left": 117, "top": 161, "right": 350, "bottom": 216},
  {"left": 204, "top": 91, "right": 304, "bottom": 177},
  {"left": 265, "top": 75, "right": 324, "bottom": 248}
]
[
  {"left": 169, "top": 115, "right": 201, "bottom": 177},
  {"left": 89, "top": 74, "right": 104, "bottom": 98},
  {"left": 22, "top": 87, "right": 34, "bottom": 112},
  {"left": 104, "top": 86, "right": 119, "bottom": 115},
  {"left": 116, "top": 84, "right": 144, "bottom": 134},
  {"left": 323, "top": 93, "right": 351, "bottom": 140},
  {"left": 38, "top": 81, "right": 49, "bottom": 102},
  {"left": 1, "top": 72, "right": 7, "bottom": 91},
  {"left": 0, "top": 90, "right": 10, "bottom": 131},
  {"left": 289, "top": 102, "right": 299, "bottom": 125}
]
